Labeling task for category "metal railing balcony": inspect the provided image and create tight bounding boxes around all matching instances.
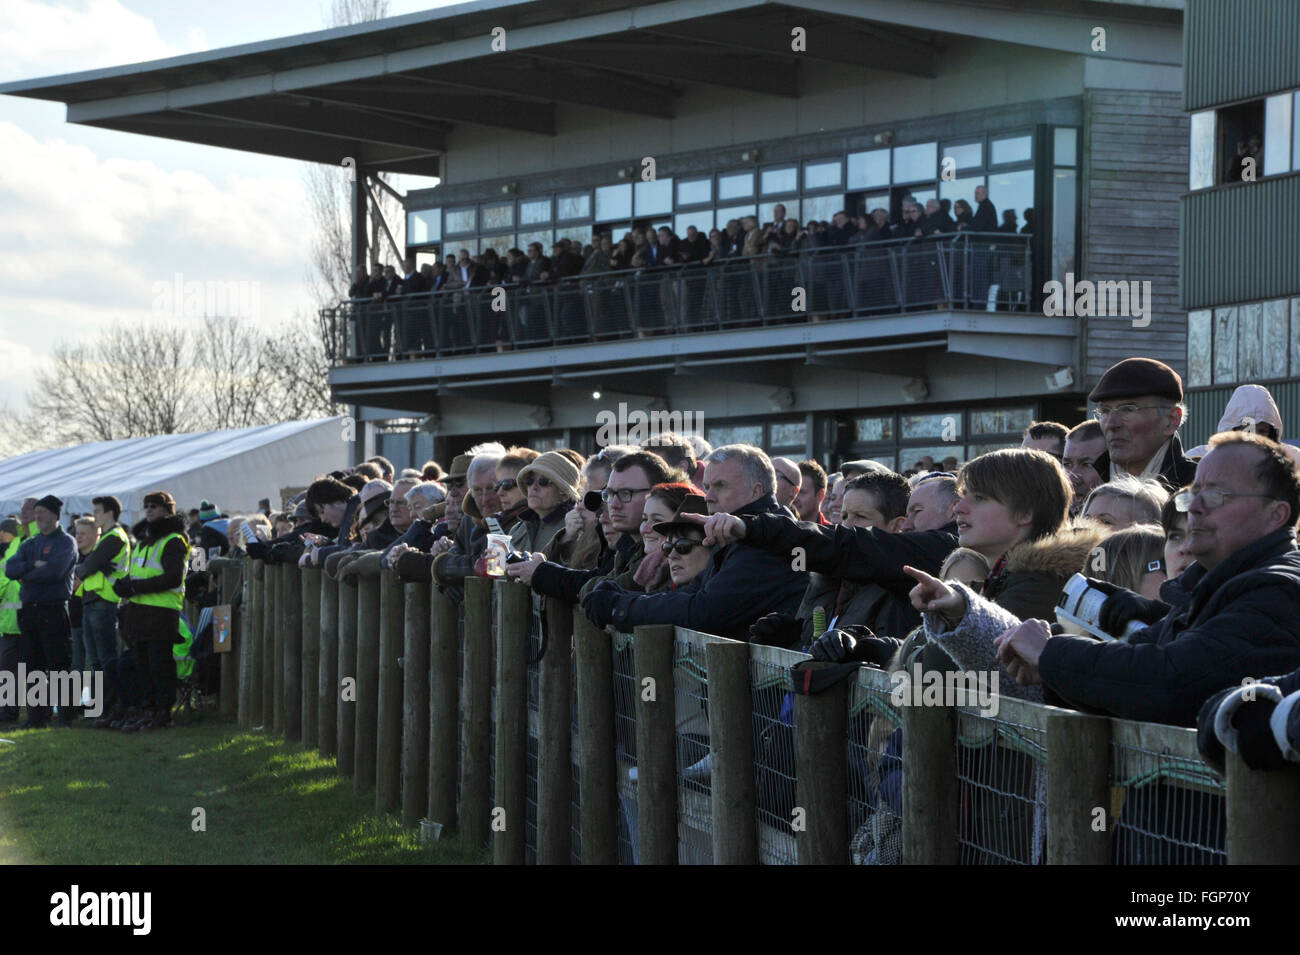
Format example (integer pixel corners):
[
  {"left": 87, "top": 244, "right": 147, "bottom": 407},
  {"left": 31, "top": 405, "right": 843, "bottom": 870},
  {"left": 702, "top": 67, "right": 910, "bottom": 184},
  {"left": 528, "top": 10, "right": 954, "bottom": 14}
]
[{"left": 324, "top": 232, "right": 1032, "bottom": 364}]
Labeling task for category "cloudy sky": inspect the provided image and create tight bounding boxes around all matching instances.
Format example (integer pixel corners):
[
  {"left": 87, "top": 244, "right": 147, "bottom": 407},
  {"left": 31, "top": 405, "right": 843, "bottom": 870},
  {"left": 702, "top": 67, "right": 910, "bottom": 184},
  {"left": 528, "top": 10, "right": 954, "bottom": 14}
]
[{"left": 0, "top": 0, "right": 455, "bottom": 410}]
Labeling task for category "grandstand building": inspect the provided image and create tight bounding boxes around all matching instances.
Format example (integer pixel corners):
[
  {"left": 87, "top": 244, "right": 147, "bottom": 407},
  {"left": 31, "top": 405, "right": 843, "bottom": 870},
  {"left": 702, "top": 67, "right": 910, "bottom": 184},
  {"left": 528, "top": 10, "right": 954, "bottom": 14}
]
[{"left": 3, "top": 0, "right": 1194, "bottom": 469}]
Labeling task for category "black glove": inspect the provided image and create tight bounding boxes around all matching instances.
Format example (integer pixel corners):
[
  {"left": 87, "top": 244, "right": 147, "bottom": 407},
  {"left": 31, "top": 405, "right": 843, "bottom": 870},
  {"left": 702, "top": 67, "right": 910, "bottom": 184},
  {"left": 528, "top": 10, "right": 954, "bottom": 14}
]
[
  {"left": 1196, "top": 685, "right": 1236, "bottom": 773},
  {"left": 811, "top": 627, "right": 900, "bottom": 666},
  {"left": 246, "top": 540, "right": 271, "bottom": 561},
  {"left": 112, "top": 578, "right": 137, "bottom": 599},
  {"left": 1090, "top": 578, "right": 1168, "bottom": 636},
  {"left": 580, "top": 584, "right": 620, "bottom": 627},
  {"left": 1234, "top": 695, "right": 1286, "bottom": 771},
  {"left": 748, "top": 611, "right": 802, "bottom": 649}
]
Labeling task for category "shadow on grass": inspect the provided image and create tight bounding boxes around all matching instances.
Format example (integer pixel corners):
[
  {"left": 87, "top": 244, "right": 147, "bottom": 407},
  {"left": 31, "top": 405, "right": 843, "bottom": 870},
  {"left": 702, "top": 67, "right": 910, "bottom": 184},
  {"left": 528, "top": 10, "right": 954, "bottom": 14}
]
[{"left": 0, "top": 718, "right": 488, "bottom": 865}]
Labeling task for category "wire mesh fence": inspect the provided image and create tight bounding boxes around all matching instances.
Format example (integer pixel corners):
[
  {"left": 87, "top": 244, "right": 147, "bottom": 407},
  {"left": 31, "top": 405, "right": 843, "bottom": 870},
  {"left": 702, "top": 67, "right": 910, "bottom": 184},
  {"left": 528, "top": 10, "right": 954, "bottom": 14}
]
[
  {"left": 569, "top": 649, "right": 583, "bottom": 865},
  {"left": 954, "top": 705, "right": 1048, "bottom": 865},
  {"left": 611, "top": 631, "right": 640, "bottom": 865},
  {"left": 846, "top": 666, "right": 905, "bottom": 865},
  {"left": 523, "top": 612, "right": 542, "bottom": 865},
  {"left": 1109, "top": 723, "right": 1226, "bottom": 865},
  {"left": 748, "top": 644, "right": 798, "bottom": 865},
  {"left": 674, "top": 632, "right": 714, "bottom": 864}
]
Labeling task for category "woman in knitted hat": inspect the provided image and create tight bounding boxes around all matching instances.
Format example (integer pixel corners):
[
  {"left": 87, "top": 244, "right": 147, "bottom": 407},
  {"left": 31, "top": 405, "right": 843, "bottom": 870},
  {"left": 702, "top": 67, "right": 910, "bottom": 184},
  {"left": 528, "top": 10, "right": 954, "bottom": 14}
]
[{"left": 511, "top": 450, "right": 581, "bottom": 554}]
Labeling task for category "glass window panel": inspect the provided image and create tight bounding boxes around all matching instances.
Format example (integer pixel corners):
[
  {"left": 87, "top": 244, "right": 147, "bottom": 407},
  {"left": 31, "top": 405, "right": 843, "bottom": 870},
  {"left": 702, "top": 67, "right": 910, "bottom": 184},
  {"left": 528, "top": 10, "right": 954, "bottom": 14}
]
[
  {"left": 478, "top": 237, "right": 511, "bottom": 257},
  {"left": 991, "top": 134, "right": 1032, "bottom": 165},
  {"left": 759, "top": 200, "right": 799, "bottom": 226},
  {"left": 760, "top": 166, "right": 798, "bottom": 195},
  {"left": 987, "top": 168, "right": 1035, "bottom": 223},
  {"left": 769, "top": 421, "right": 808, "bottom": 448},
  {"left": 1053, "top": 128, "right": 1078, "bottom": 168},
  {"left": 900, "top": 412, "right": 962, "bottom": 440},
  {"left": 907, "top": 188, "right": 937, "bottom": 208},
  {"left": 1189, "top": 110, "right": 1215, "bottom": 190},
  {"left": 677, "top": 177, "right": 712, "bottom": 206},
  {"left": 1263, "top": 299, "right": 1289, "bottom": 379},
  {"left": 706, "top": 424, "right": 764, "bottom": 447},
  {"left": 674, "top": 209, "right": 715, "bottom": 235},
  {"left": 407, "top": 208, "right": 441, "bottom": 244},
  {"left": 1051, "top": 168, "right": 1077, "bottom": 280},
  {"left": 966, "top": 442, "right": 1016, "bottom": 460},
  {"left": 801, "top": 194, "right": 841, "bottom": 224},
  {"left": 718, "top": 171, "right": 755, "bottom": 200},
  {"left": 480, "top": 202, "right": 514, "bottom": 231},
  {"left": 557, "top": 192, "right": 591, "bottom": 221},
  {"left": 1292, "top": 300, "right": 1300, "bottom": 376},
  {"left": 893, "top": 142, "right": 937, "bottom": 182},
  {"left": 939, "top": 175, "right": 986, "bottom": 205},
  {"left": 803, "top": 159, "right": 842, "bottom": 190},
  {"left": 556, "top": 224, "right": 594, "bottom": 248},
  {"left": 444, "top": 207, "right": 476, "bottom": 235},
  {"left": 1187, "top": 309, "right": 1212, "bottom": 387},
  {"left": 847, "top": 149, "right": 890, "bottom": 189},
  {"left": 854, "top": 415, "right": 894, "bottom": 443},
  {"left": 516, "top": 228, "right": 554, "bottom": 251},
  {"left": 1264, "top": 93, "right": 1292, "bottom": 177},
  {"left": 1213, "top": 307, "right": 1238, "bottom": 384},
  {"left": 594, "top": 184, "right": 631, "bottom": 222},
  {"left": 1295, "top": 95, "right": 1300, "bottom": 172},
  {"left": 1237, "top": 302, "right": 1263, "bottom": 380},
  {"left": 970, "top": 406, "right": 1034, "bottom": 436},
  {"left": 634, "top": 177, "right": 673, "bottom": 216},
  {"left": 942, "top": 142, "right": 983, "bottom": 171},
  {"left": 866, "top": 454, "right": 897, "bottom": 473},
  {"left": 715, "top": 203, "right": 757, "bottom": 225},
  {"left": 898, "top": 446, "right": 958, "bottom": 472},
  {"left": 519, "top": 197, "right": 551, "bottom": 225}
]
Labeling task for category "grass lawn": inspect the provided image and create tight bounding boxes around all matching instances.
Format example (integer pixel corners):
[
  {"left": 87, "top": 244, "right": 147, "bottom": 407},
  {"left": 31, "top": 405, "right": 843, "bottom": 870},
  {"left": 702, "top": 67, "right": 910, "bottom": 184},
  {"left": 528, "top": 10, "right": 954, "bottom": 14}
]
[{"left": 0, "top": 716, "right": 487, "bottom": 865}]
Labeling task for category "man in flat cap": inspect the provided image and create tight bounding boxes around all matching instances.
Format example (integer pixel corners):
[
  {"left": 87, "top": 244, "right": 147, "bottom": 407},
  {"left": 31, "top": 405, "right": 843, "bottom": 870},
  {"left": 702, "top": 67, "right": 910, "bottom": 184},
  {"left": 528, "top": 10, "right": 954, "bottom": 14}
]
[
  {"left": 5, "top": 495, "right": 77, "bottom": 727},
  {"left": 1088, "top": 357, "right": 1198, "bottom": 493}
]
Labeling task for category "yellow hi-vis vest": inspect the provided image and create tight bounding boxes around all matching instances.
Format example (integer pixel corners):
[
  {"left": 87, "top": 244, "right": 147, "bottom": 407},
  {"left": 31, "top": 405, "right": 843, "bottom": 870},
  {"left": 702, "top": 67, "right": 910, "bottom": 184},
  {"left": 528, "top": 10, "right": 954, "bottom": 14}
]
[
  {"left": 76, "top": 526, "right": 132, "bottom": 603},
  {"left": 127, "top": 532, "right": 189, "bottom": 611}
]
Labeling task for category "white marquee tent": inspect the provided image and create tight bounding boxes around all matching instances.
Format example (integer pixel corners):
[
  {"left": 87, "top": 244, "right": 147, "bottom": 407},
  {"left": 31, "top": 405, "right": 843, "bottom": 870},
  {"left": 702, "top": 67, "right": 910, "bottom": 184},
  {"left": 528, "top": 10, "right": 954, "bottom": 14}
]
[{"left": 0, "top": 417, "right": 350, "bottom": 523}]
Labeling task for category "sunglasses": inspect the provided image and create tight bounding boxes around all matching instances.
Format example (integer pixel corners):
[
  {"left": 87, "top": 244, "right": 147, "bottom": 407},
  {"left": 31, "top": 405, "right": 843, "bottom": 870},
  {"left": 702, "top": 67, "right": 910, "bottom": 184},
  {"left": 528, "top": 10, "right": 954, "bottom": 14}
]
[
  {"left": 661, "top": 537, "right": 706, "bottom": 556},
  {"left": 493, "top": 479, "right": 518, "bottom": 493},
  {"left": 522, "top": 475, "right": 553, "bottom": 488},
  {"left": 445, "top": 478, "right": 467, "bottom": 490}
]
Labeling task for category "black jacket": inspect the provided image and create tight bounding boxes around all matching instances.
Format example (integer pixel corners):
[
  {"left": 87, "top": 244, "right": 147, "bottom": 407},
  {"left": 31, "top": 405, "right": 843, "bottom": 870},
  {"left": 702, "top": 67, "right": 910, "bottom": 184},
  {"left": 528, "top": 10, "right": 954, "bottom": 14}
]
[
  {"left": 1093, "top": 433, "right": 1198, "bottom": 494},
  {"left": 971, "top": 198, "right": 998, "bottom": 232},
  {"left": 531, "top": 533, "right": 637, "bottom": 604},
  {"left": 1039, "top": 527, "right": 1300, "bottom": 726},
  {"left": 596, "top": 495, "right": 809, "bottom": 642}
]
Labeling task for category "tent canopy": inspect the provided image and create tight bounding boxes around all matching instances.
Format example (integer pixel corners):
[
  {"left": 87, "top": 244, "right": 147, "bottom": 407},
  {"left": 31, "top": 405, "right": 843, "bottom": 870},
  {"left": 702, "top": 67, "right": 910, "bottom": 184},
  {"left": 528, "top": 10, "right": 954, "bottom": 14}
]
[{"left": 0, "top": 418, "right": 350, "bottom": 524}]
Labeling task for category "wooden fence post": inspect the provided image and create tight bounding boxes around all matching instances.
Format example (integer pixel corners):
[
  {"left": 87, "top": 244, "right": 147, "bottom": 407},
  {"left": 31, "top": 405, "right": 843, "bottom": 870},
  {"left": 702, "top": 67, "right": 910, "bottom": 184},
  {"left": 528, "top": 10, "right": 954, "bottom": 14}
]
[
  {"left": 633, "top": 625, "right": 678, "bottom": 865},
  {"left": 241, "top": 559, "right": 263, "bottom": 729},
  {"left": 282, "top": 563, "right": 303, "bottom": 744},
  {"left": 216, "top": 561, "right": 241, "bottom": 720},
  {"left": 1226, "top": 752, "right": 1300, "bottom": 863},
  {"left": 353, "top": 572, "right": 381, "bottom": 794},
  {"left": 267, "top": 560, "right": 280, "bottom": 733},
  {"left": 336, "top": 578, "right": 358, "bottom": 777},
  {"left": 707, "top": 639, "right": 757, "bottom": 865},
  {"left": 460, "top": 576, "right": 493, "bottom": 852},
  {"left": 401, "top": 579, "right": 430, "bottom": 829},
  {"left": 574, "top": 611, "right": 617, "bottom": 864},
  {"left": 376, "top": 570, "right": 405, "bottom": 814},
  {"left": 318, "top": 572, "right": 339, "bottom": 757},
  {"left": 427, "top": 584, "right": 460, "bottom": 831},
  {"left": 493, "top": 580, "right": 529, "bottom": 864},
  {"left": 536, "top": 597, "right": 573, "bottom": 864},
  {"left": 794, "top": 661, "right": 850, "bottom": 864},
  {"left": 300, "top": 568, "right": 322, "bottom": 748},
  {"left": 902, "top": 695, "right": 958, "bottom": 864},
  {"left": 1046, "top": 711, "right": 1111, "bottom": 864}
]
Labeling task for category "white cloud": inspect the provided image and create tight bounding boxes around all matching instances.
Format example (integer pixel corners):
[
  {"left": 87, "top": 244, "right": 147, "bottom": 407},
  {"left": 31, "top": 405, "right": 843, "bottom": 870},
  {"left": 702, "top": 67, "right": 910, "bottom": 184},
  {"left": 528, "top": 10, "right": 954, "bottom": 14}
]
[{"left": 0, "top": 0, "right": 207, "bottom": 82}]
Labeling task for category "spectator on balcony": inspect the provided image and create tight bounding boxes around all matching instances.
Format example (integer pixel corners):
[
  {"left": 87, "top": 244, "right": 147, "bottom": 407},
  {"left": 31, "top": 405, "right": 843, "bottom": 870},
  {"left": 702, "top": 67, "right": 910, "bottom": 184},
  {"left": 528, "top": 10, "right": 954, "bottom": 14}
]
[
  {"left": 583, "top": 234, "right": 613, "bottom": 274},
  {"left": 502, "top": 248, "right": 525, "bottom": 284},
  {"left": 580, "top": 444, "right": 808, "bottom": 641},
  {"left": 996, "top": 432, "right": 1300, "bottom": 727},
  {"left": 1225, "top": 134, "right": 1262, "bottom": 183},
  {"left": 348, "top": 265, "right": 372, "bottom": 299},
  {"left": 1021, "top": 208, "right": 1034, "bottom": 234},
  {"left": 920, "top": 199, "right": 955, "bottom": 235},
  {"left": 794, "top": 459, "right": 830, "bottom": 524},
  {"left": 1022, "top": 420, "right": 1068, "bottom": 460},
  {"left": 897, "top": 200, "right": 924, "bottom": 238},
  {"left": 767, "top": 203, "right": 790, "bottom": 232},
  {"left": 400, "top": 255, "right": 426, "bottom": 295},
  {"left": 646, "top": 227, "right": 679, "bottom": 267},
  {"left": 998, "top": 210, "right": 1020, "bottom": 234},
  {"left": 1063, "top": 420, "right": 1107, "bottom": 514},
  {"left": 825, "top": 209, "right": 859, "bottom": 246},
  {"left": 971, "top": 184, "right": 997, "bottom": 231},
  {"left": 610, "top": 236, "right": 635, "bottom": 271},
  {"left": 953, "top": 198, "right": 974, "bottom": 231},
  {"left": 422, "top": 262, "right": 443, "bottom": 292},
  {"left": 721, "top": 219, "right": 744, "bottom": 257},
  {"left": 549, "top": 240, "right": 584, "bottom": 279},
  {"left": 1081, "top": 475, "right": 1168, "bottom": 530},
  {"left": 1089, "top": 358, "right": 1198, "bottom": 492},
  {"left": 681, "top": 225, "right": 709, "bottom": 261}
]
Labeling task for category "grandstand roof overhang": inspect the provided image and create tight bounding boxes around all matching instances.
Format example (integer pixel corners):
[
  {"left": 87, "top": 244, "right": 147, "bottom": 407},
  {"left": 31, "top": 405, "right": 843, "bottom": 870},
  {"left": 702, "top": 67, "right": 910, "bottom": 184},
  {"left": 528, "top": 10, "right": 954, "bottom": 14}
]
[{"left": 0, "top": 0, "right": 1182, "bottom": 177}]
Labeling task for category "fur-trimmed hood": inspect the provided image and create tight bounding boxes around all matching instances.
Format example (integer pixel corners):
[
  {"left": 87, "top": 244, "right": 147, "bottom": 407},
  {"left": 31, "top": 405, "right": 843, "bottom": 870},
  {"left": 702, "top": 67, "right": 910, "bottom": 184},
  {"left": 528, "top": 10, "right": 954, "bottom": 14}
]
[
  {"left": 130, "top": 512, "right": 188, "bottom": 545},
  {"left": 1006, "top": 520, "right": 1107, "bottom": 579}
]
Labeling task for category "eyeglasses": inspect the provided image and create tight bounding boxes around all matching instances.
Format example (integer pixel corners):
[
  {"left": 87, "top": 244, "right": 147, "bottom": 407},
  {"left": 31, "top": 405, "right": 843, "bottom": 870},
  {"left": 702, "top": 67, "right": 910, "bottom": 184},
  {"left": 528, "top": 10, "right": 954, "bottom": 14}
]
[
  {"left": 602, "top": 487, "right": 651, "bottom": 504},
  {"left": 776, "top": 472, "right": 799, "bottom": 487},
  {"left": 445, "top": 478, "right": 467, "bottom": 489},
  {"left": 1174, "top": 488, "right": 1275, "bottom": 512},
  {"left": 661, "top": 538, "right": 706, "bottom": 556},
  {"left": 1092, "top": 403, "right": 1171, "bottom": 422},
  {"left": 492, "top": 479, "right": 518, "bottom": 493},
  {"left": 522, "top": 475, "right": 553, "bottom": 489}
]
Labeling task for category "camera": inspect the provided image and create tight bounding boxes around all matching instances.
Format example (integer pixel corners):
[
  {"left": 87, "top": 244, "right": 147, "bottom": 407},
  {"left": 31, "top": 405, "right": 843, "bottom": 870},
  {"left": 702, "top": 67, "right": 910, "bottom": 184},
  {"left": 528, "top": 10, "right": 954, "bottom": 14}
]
[
  {"left": 1056, "top": 574, "right": 1147, "bottom": 640},
  {"left": 583, "top": 490, "right": 604, "bottom": 512}
]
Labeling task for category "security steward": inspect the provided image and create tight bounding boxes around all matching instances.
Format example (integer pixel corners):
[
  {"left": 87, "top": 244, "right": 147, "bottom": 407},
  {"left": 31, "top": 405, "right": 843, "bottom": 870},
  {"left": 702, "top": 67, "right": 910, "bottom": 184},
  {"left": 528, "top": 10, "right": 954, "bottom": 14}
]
[{"left": 113, "top": 491, "right": 190, "bottom": 732}]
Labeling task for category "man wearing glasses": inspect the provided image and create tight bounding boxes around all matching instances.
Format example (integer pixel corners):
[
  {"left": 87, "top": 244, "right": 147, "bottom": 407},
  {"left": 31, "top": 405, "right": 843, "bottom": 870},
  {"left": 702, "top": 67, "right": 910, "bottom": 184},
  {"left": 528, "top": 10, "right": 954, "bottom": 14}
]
[
  {"left": 1086, "top": 357, "right": 1197, "bottom": 493},
  {"left": 995, "top": 432, "right": 1300, "bottom": 726}
]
